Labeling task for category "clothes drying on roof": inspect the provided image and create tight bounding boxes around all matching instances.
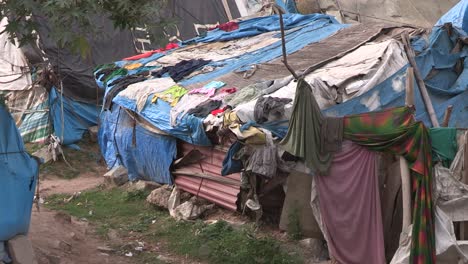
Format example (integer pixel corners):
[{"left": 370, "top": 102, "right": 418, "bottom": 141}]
[
  {"left": 123, "top": 43, "right": 179, "bottom": 61},
  {"left": 254, "top": 96, "right": 292, "bottom": 124},
  {"left": 151, "top": 85, "right": 188, "bottom": 107},
  {"left": 151, "top": 59, "right": 211, "bottom": 82},
  {"left": 169, "top": 94, "right": 208, "bottom": 126},
  {"left": 187, "top": 100, "right": 222, "bottom": 118},
  {"left": 244, "top": 131, "right": 278, "bottom": 179},
  {"left": 211, "top": 87, "right": 237, "bottom": 100},
  {"left": 316, "top": 140, "right": 385, "bottom": 264},
  {"left": 118, "top": 77, "right": 177, "bottom": 112},
  {"left": 104, "top": 75, "right": 148, "bottom": 110},
  {"left": 123, "top": 63, "right": 143, "bottom": 70},
  {"left": 210, "top": 21, "right": 240, "bottom": 32}
]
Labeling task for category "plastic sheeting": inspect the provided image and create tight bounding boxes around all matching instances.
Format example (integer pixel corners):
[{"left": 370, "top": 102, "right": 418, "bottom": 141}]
[
  {"left": 435, "top": 0, "right": 468, "bottom": 34},
  {"left": 112, "top": 95, "right": 212, "bottom": 146},
  {"left": 324, "top": 23, "right": 468, "bottom": 128},
  {"left": 0, "top": 17, "right": 32, "bottom": 91},
  {"left": 49, "top": 88, "right": 99, "bottom": 145},
  {"left": 0, "top": 104, "right": 38, "bottom": 241},
  {"left": 99, "top": 105, "right": 176, "bottom": 184}
]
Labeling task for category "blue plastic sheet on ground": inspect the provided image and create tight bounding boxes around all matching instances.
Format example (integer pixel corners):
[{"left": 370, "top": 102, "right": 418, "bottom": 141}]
[
  {"left": 324, "top": 23, "right": 468, "bottom": 128},
  {"left": 113, "top": 95, "right": 212, "bottom": 146},
  {"left": 99, "top": 105, "right": 176, "bottom": 184},
  {"left": 49, "top": 88, "right": 100, "bottom": 145},
  {"left": 0, "top": 104, "right": 38, "bottom": 241},
  {"left": 183, "top": 13, "right": 341, "bottom": 44},
  {"left": 435, "top": 0, "right": 468, "bottom": 34},
  {"left": 275, "top": 0, "right": 298, "bottom": 13}
]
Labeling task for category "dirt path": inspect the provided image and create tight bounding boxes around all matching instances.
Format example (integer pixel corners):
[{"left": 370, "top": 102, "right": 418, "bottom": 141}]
[{"left": 30, "top": 166, "right": 132, "bottom": 264}]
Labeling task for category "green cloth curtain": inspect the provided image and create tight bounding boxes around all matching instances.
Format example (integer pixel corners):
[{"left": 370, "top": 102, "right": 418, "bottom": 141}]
[
  {"left": 279, "top": 79, "right": 334, "bottom": 175},
  {"left": 343, "top": 107, "right": 435, "bottom": 264},
  {"left": 429, "top": 127, "right": 457, "bottom": 167}
]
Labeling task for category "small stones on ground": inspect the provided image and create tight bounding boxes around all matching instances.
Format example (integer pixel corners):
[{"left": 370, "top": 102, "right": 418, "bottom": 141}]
[{"left": 51, "top": 240, "right": 72, "bottom": 252}]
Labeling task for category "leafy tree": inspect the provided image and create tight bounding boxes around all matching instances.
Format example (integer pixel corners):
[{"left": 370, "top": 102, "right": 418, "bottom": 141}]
[{"left": 0, "top": 0, "right": 173, "bottom": 57}]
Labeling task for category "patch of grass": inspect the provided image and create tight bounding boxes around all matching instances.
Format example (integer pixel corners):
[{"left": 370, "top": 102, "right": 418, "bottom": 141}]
[
  {"left": 46, "top": 188, "right": 303, "bottom": 264},
  {"left": 287, "top": 206, "right": 302, "bottom": 241}
]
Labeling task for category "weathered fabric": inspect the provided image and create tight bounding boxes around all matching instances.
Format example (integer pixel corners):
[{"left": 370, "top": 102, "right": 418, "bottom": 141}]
[
  {"left": 279, "top": 79, "right": 335, "bottom": 175},
  {"left": 316, "top": 140, "right": 385, "bottom": 264},
  {"left": 429, "top": 127, "right": 458, "bottom": 168},
  {"left": 343, "top": 106, "right": 435, "bottom": 264},
  {"left": 152, "top": 85, "right": 188, "bottom": 107},
  {"left": 254, "top": 96, "right": 292, "bottom": 124}
]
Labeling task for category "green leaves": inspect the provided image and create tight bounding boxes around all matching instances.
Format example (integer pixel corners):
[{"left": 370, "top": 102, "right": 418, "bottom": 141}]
[{"left": 1, "top": 0, "right": 174, "bottom": 58}]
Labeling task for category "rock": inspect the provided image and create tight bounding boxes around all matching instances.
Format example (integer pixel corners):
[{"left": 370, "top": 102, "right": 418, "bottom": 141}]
[
  {"left": 146, "top": 185, "right": 172, "bottom": 208},
  {"left": 172, "top": 198, "right": 215, "bottom": 220},
  {"left": 7, "top": 235, "right": 38, "bottom": 264},
  {"left": 97, "top": 246, "right": 114, "bottom": 253},
  {"left": 103, "top": 166, "right": 128, "bottom": 186},
  {"left": 131, "top": 180, "right": 161, "bottom": 191},
  {"left": 51, "top": 240, "right": 72, "bottom": 252},
  {"left": 88, "top": 126, "right": 99, "bottom": 142},
  {"left": 299, "top": 238, "right": 328, "bottom": 260}
]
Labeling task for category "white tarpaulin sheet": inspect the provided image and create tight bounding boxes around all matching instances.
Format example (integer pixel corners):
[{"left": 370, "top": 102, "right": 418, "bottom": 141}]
[{"left": 0, "top": 17, "right": 32, "bottom": 91}]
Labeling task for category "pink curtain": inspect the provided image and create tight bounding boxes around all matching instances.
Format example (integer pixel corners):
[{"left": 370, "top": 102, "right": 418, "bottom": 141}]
[{"left": 316, "top": 141, "right": 385, "bottom": 264}]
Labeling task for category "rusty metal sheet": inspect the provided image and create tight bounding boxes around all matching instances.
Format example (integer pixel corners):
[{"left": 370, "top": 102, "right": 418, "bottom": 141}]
[{"left": 174, "top": 142, "right": 241, "bottom": 211}]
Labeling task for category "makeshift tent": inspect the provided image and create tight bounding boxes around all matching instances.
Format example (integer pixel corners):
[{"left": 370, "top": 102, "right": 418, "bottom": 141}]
[
  {"left": 0, "top": 102, "right": 39, "bottom": 241},
  {"left": 94, "top": 3, "right": 467, "bottom": 263}
]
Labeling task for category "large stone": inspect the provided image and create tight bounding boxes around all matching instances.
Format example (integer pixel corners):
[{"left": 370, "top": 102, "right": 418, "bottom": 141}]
[
  {"left": 103, "top": 166, "right": 128, "bottom": 186},
  {"left": 146, "top": 186, "right": 172, "bottom": 208},
  {"left": 7, "top": 235, "right": 38, "bottom": 264}
]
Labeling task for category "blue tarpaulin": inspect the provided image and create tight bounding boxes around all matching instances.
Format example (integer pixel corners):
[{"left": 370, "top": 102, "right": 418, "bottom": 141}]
[
  {"left": 435, "top": 0, "right": 468, "bottom": 34},
  {"left": 324, "top": 20, "right": 468, "bottom": 128},
  {"left": 0, "top": 104, "right": 38, "bottom": 241},
  {"left": 99, "top": 105, "right": 176, "bottom": 184},
  {"left": 49, "top": 88, "right": 100, "bottom": 145}
]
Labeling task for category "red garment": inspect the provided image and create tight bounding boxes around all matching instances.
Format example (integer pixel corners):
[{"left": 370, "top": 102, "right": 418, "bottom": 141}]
[
  {"left": 211, "top": 109, "right": 225, "bottom": 116},
  {"left": 210, "top": 22, "right": 239, "bottom": 32},
  {"left": 219, "top": 87, "right": 237, "bottom": 94},
  {"left": 123, "top": 43, "right": 179, "bottom": 61}
]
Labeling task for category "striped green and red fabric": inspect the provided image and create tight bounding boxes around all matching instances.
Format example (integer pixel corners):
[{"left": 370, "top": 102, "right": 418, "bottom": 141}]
[{"left": 343, "top": 106, "right": 435, "bottom": 264}]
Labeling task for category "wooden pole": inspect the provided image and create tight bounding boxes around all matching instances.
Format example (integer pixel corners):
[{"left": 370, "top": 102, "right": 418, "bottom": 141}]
[
  {"left": 441, "top": 105, "right": 453, "bottom": 127},
  {"left": 401, "top": 32, "right": 440, "bottom": 127},
  {"left": 400, "top": 66, "right": 415, "bottom": 229}
]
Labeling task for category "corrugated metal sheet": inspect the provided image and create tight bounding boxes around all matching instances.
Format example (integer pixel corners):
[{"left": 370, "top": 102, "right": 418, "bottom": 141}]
[{"left": 174, "top": 142, "right": 241, "bottom": 211}]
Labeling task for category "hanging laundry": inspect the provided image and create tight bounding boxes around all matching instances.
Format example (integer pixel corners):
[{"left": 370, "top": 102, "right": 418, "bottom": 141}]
[
  {"left": 123, "top": 42, "right": 179, "bottom": 61},
  {"left": 245, "top": 131, "right": 277, "bottom": 178},
  {"left": 254, "top": 96, "right": 292, "bottom": 124},
  {"left": 151, "top": 85, "right": 188, "bottom": 107},
  {"left": 343, "top": 106, "right": 435, "bottom": 264},
  {"left": 152, "top": 59, "right": 211, "bottom": 82},
  {"left": 280, "top": 79, "right": 343, "bottom": 175},
  {"left": 429, "top": 127, "right": 458, "bottom": 168},
  {"left": 187, "top": 100, "right": 222, "bottom": 118},
  {"left": 316, "top": 140, "right": 385, "bottom": 264},
  {"left": 221, "top": 141, "right": 243, "bottom": 176}
]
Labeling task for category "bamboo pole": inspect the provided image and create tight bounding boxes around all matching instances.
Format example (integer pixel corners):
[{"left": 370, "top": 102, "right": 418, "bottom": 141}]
[
  {"left": 442, "top": 105, "right": 453, "bottom": 127},
  {"left": 400, "top": 66, "right": 415, "bottom": 229},
  {"left": 401, "top": 32, "right": 440, "bottom": 127}
]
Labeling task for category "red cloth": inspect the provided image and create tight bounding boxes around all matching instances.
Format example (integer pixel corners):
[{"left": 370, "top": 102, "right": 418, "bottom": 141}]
[
  {"left": 123, "top": 43, "right": 179, "bottom": 61},
  {"left": 316, "top": 140, "right": 385, "bottom": 264},
  {"left": 210, "top": 22, "right": 239, "bottom": 32},
  {"left": 211, "top": 109, "right": 225, "bottom": 116}
]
